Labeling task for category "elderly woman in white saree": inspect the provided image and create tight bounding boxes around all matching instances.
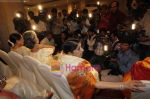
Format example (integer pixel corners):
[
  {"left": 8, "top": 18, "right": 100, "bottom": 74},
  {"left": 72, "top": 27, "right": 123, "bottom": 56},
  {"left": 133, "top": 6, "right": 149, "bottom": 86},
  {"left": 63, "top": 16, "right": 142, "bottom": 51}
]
[
  {"left": 8, "top": 31, "right": 55, "bottom": 65},
  {"left": 8, "top": 33, "right": 30, "bottom": 56},
  {"left": 23, "top": 30, "right": 55, "bottom": 65}
]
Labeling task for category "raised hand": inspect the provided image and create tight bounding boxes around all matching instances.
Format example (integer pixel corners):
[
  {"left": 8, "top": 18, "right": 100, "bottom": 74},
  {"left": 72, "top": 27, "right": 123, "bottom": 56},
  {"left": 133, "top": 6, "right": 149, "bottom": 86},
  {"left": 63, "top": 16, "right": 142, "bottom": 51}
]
[{"left": 87, "top": 35, "right": 96, "bottom": 51}]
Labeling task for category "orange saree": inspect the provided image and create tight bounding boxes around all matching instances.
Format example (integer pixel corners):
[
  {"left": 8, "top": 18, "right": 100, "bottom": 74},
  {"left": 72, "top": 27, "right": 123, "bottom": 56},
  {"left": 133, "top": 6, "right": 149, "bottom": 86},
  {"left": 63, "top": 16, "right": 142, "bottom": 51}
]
[
  {"left": 67, "top": 60, "right": 97, "bottom": 99},
  {"left": 123, "top": 57, "right": 150, "bottom": 99}
]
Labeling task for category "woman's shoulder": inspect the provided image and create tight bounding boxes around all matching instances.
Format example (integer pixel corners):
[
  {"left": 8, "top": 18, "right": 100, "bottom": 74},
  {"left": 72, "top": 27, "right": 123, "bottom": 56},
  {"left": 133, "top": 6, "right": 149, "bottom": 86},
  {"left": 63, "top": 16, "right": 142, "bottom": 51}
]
[
  {"left": 62, "top": 55, "right": 84, "bottom": 62},
  {"left": 20, "top": 46, "right": 30, "bottom": 50},
  {"left": 37, "top": 44, "right": 54, "bottom": 50},
  {"left": 14, "top": 46, "right": 30, "bottom": 56},
  {"left": 38, "top": 47, "right": 54, "bottom": 56}
]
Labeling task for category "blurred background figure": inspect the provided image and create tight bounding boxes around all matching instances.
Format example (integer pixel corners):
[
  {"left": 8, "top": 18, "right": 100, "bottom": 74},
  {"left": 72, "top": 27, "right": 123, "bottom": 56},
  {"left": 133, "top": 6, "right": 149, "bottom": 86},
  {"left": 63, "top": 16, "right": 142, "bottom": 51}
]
[
  {"left": 40, "top": 32, "right": 55, "bottom": 46},
  {"left": 109, "top": 1, "right": 127, "bottom": 33},
  {"left": 138, "top": 2, "right": 150, "bottom": 60},
  {"left": 47, "top": 8, "right": 62, "bottom": 52},
  {"left": 62, "top": 9, "right": 68, "bottom": 19},
  {"left": 13, "top": 11, "right": 31, "bottom": 34},
  {"left": 28, "top": 11, "right": 35, "bottom": 22},
  {"left": 98, "top": 4, "right": 110, "bottom": 31}
]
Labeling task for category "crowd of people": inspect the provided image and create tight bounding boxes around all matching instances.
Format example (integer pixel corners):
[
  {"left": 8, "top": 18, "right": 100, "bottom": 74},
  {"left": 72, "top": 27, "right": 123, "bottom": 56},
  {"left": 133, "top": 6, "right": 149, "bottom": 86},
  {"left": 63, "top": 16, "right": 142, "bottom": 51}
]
[{"left": 0, "top": 0, "right": 150, "bottom": 99}]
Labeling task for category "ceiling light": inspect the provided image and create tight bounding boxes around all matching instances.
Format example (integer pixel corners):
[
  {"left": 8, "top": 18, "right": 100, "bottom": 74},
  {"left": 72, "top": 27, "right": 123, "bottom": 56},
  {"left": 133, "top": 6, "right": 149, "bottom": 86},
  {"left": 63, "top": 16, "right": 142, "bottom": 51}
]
[
  {"left": 88, "top": 13, "right": 92, "bottom": 18},
  {"left": 104, "top": 45, "right": 108, "bottom": 51},
  {"left": 48, "top": 14, "right": 51, "bottom": 19},
  {"left": 32, "top": 25, "right": 37, "bottom": 30},
  {"left": 76, "top": 13, "right": 79, "bottom": 18},
  {"left": 131, "top": 23, "right": 136, "bottom": 30},
  {"left": 15, "top": 13, "right": 21, "bottom": 18},
  {"left": 97, "top": 1, "right": 100, "bottom": 5},
  {"left": 38, "top": 5, "right": 43, "bottom": 11}
]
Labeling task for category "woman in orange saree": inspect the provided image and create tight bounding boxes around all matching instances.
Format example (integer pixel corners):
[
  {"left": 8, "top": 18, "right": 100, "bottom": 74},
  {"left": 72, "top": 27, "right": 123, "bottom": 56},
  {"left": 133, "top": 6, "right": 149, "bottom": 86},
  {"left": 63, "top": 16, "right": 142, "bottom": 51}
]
[{"left": 123, "top": 57, "right": 150, "bottom": 99}]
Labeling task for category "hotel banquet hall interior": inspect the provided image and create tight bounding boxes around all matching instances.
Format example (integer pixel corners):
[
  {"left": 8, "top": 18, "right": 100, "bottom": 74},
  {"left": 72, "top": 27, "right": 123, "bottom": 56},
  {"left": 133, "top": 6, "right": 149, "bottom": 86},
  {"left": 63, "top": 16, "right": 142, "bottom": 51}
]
[{"left": 0, "top": 0, "right": 150, "bottom": 99}]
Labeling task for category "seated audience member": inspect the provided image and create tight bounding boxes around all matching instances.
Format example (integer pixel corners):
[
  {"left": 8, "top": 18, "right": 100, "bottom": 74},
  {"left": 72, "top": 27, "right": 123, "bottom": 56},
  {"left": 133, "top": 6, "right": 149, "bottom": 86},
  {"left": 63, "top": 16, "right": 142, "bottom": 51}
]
[
  {"left": 103, "top": 32, "right": 120, "bottom": 76},
  {"left": 8, "top": 33, "right": 30, "bottom": 56},
  {"left": 90, "top": 36, "right": 106, "bottom": 69},
  {"left": 123, "top": 57, "right": 150, "bottom": 99},
  {"left": 23, "top": 30, "right": 55, "bottom": 65},
  {"left": 109, "top": 37, "right": 139, "bottom": 75},
  {"left": 57, "top": 39, "right": 144, "bottom": 99},
  {"left": 40, "top": 33, "right": 55, "bottom": 46}
]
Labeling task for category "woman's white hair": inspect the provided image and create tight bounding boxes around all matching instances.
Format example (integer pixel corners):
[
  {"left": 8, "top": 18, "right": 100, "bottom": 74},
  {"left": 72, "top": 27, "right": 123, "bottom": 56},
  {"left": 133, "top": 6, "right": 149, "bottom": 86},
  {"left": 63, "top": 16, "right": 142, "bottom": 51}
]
[{"left": 24, "top": 30, "right": 39, "bottom": 44}]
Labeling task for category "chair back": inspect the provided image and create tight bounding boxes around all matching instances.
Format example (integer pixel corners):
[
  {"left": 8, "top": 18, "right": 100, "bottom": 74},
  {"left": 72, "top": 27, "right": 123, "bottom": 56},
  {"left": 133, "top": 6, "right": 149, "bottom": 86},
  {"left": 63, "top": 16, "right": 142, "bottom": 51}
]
[
  {"left": 8, "top": 51, "right": 36, "bottom": 83},
  {"left": 24, "top": 56, "right": 74, "bottom": 99},
  {"left": 23, "top": 56, "right": 52, "bottom": 90},
  {"left": 0, "top": 50, "right": 19, "bottom": 76},
  {"left": 0, "top": 61, "right": 13, "bottom": 78}
]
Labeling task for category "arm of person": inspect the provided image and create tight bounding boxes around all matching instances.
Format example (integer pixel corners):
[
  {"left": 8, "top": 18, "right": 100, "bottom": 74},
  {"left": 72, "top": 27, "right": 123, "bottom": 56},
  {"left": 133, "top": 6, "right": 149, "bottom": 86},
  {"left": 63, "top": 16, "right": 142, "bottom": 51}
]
[
  {"left": 87, "top": 36, "right": 96, "bottom": 51},
  {"left": 95, "top": 80, "right": 144, "bottom": 91},
  {"left": 38, "top": 44, "right": 55, "bottom": 49}
]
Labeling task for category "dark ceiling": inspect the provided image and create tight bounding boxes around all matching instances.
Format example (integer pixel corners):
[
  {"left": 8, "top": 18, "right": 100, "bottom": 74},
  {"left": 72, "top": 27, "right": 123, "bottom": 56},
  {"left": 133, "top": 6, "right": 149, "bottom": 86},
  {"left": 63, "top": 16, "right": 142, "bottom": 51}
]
[{"left": 23, "top": 0, "right": 60, "bottom": 6}]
